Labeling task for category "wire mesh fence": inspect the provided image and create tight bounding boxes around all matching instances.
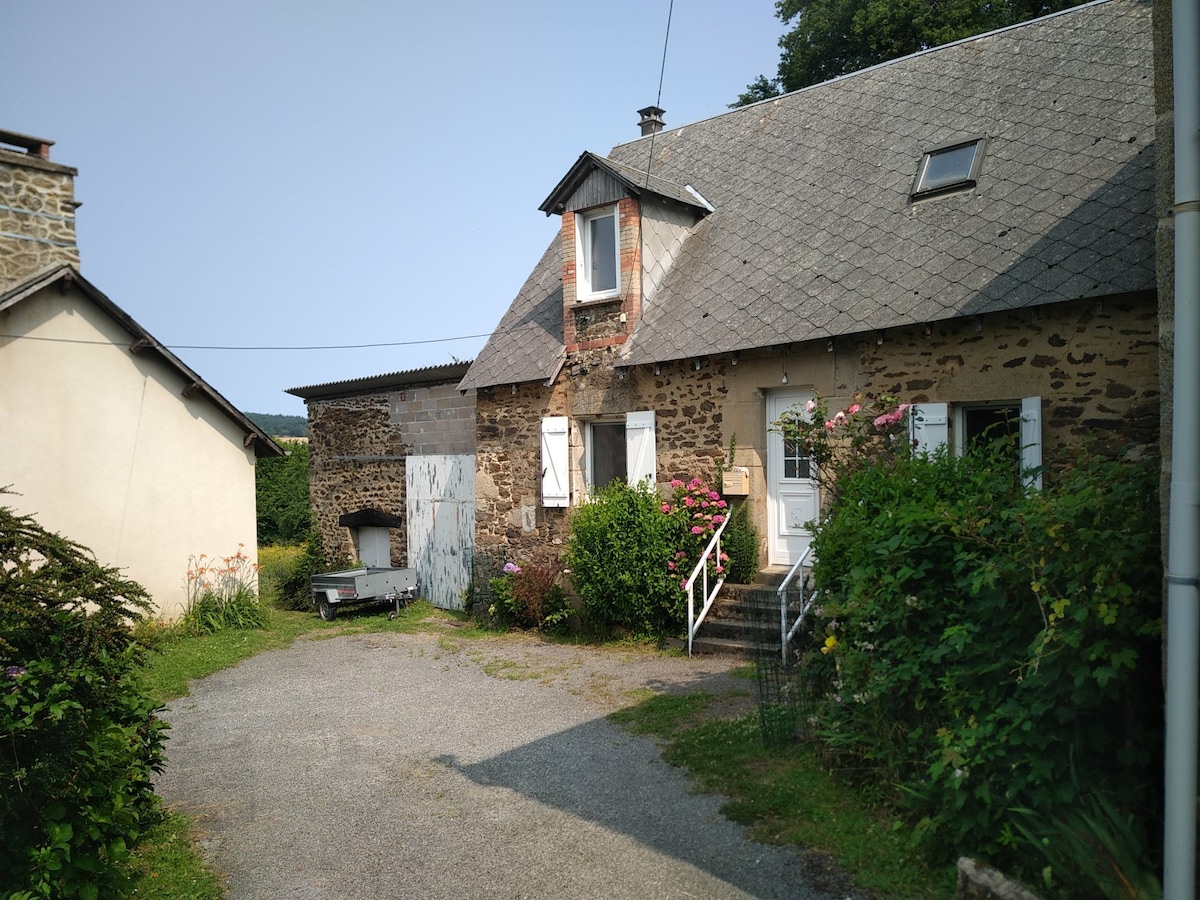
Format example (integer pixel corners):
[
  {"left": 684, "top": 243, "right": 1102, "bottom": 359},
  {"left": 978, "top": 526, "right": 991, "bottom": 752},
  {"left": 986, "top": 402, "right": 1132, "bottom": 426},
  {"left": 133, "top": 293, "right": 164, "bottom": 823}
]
[
  {"left": 468, "top": 548, "right": 508, "bottom": 625},
  {"left": 747, "top": 585, "right": 821, "bottom": 746}
]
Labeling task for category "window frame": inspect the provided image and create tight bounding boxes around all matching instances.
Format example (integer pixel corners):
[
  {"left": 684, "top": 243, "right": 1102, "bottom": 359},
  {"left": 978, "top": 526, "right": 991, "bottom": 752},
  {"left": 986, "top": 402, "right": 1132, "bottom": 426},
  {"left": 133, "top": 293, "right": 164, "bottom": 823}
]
[
  {"left": 575, "top": 205, "right": 620, "bottom": 302},
  {"left": 585, "top": 417, "right": 627, "bottom": 491},
  {"left": 911, "top": 397, "right": 1042, "bottom": 489},
  {"left": 579, "top": 410, "right": 657, "bottom": 499},
  {"left": 910, "top": 136, "right": 987, "bottom": 201}
]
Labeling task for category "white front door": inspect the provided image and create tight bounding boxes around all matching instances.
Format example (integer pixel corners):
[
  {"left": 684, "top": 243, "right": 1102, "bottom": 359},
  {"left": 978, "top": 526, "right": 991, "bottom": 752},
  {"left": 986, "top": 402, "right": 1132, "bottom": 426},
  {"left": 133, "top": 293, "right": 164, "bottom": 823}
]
[{"left": 766, "top": 390, "right": 820, "bottom": 566}]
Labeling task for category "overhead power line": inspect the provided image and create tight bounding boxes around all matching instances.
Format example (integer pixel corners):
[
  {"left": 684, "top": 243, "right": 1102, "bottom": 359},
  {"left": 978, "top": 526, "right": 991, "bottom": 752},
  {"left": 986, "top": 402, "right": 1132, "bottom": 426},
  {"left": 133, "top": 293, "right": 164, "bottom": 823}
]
[{"left": 0, "top": 331, "right": 493, "bottom": 352}]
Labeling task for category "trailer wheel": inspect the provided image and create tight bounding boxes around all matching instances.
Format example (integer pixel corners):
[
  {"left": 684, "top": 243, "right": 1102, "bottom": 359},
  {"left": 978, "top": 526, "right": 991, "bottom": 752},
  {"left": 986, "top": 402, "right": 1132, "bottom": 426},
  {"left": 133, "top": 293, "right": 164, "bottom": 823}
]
[{"left": 318, "top": 598, "right": 337, "bottom": 621}]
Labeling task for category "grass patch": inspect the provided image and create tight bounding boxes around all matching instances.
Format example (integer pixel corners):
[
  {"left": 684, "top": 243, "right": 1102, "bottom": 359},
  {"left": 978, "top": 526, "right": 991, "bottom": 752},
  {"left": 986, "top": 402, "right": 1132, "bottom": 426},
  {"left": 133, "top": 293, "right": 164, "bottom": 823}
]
[
  {"left": 118, "top": 810, "right": 224, "bottom": 899},
  {"left": 610, "top": 691, "right": 716, "bottom": 736},
  {"left": 610, "top": 694, "right": 957, "bottom": 899},
  {"left": 139, "top": 607, "right": 319, "bottom": 703}
]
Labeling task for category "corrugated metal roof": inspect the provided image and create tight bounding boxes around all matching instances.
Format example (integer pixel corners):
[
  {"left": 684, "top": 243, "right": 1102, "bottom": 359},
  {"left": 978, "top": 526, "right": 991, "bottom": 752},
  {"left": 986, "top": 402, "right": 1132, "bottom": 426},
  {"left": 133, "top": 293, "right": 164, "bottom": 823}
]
[{"left": 288, "top": 361, "right": 474, "bottom": 400}]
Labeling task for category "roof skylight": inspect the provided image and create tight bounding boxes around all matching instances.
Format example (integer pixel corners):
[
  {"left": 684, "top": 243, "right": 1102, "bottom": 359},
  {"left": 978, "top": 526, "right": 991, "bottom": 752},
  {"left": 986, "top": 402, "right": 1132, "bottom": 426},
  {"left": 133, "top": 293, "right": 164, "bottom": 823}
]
[{"left": 912, "top": 137, "right": 985, "bottom": 199}]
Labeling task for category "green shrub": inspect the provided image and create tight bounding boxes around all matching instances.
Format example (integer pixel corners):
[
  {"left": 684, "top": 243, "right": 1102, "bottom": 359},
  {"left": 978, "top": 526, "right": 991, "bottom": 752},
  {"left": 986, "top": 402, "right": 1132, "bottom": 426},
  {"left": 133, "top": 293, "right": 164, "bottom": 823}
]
[
  {"left": 566, "top": 477, "right": 737, "bottom": 637},
  {"left": 271, "top": 531, "right": 355, "bottom": 612},
  {"left": 722, "top": 499, "right": 760, "bottom": 584},
  {"left": 179, "top": 547, "right": 266, "bottom": 634},
  {"left": 488, "top": 557, "right": 571, "bottom": 633},
  {"left": 256, "top": 544, "right": 306, "bottom": 608},
  {"left": 566, "top": 480, "right": 687, "bottom": 637},
  {"left": 0, "top": 500, "right": 167, "bottom": 899},
  {"left": 803, "top": 445, "right": 1162, "bottom": 873}
]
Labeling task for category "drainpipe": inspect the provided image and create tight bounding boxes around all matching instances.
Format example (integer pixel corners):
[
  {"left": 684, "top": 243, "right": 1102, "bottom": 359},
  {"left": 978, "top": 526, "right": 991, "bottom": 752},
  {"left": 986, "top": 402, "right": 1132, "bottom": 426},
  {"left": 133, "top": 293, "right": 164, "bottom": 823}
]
[{"left": 1164, "top": 0, "right": 1200, "bottom": 894}]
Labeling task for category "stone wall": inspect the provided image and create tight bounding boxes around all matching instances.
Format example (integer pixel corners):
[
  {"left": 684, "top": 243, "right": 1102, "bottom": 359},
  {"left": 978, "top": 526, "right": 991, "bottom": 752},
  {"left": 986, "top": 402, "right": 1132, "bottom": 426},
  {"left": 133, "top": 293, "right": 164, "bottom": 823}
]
[
  {"left": 838, "top": 292, "right": 1160, "bottom": 461},
  {"left": 475, "top": 345, "right": 730, "bottom": 562},
  {"left": 307, "top": 382, "right": 475, "bottom": 564},
  {"left": 474, "top": 292, "right": 1158, "bottom": 566},
  {"left": 0, "top": 148, "right": 79, "bottom": 293}
]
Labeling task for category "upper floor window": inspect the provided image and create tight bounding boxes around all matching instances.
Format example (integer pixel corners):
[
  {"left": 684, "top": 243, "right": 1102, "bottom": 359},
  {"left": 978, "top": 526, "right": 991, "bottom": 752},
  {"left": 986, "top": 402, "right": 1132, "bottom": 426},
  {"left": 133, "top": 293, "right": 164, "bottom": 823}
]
[
  {"left": 577, "top": 206, "right": 619, "bottom": 300},
  {"left": 911, "top": 137, "right": 985, "bottom": 200}
]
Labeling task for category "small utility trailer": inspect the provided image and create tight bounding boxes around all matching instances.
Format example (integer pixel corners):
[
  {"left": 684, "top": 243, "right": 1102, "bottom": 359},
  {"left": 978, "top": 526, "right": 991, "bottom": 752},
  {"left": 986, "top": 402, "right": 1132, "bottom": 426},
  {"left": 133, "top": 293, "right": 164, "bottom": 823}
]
[{"left": 310, "top": 567, "right": 417, "bottom": 621}]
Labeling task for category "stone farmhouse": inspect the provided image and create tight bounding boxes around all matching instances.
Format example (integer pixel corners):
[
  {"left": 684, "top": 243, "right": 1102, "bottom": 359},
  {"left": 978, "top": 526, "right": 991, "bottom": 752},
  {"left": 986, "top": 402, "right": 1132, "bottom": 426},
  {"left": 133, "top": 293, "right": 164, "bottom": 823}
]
[
  {"left": 0, "top": 129, "right": 282, "bottom": 619},
  {"left": 287, "top": 363, "right": 476, "bottom": 609},
  {"left": 458, "top": 0, "right": 1157, "bottom": 573}
]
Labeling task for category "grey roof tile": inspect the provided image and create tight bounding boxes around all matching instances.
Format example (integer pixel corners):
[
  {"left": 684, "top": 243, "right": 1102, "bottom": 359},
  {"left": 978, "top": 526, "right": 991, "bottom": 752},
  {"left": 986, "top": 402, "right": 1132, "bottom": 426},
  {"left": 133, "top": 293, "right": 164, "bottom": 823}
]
[{"left": 464, "top": 0, "right": 1154, "bottom": 387}]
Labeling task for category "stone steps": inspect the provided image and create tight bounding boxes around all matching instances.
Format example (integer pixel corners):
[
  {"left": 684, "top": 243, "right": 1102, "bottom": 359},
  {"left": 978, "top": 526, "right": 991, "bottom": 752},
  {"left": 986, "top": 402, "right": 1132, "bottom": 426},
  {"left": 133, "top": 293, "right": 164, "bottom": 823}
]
[{"left": 686, "top": 572, "right": 811, "bottom": 657}]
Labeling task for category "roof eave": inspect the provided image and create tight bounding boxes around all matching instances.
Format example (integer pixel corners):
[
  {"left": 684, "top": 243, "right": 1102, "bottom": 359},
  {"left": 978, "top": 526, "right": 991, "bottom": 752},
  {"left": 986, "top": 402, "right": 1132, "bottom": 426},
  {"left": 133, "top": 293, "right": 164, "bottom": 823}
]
[{"left": 1, "top": 266, "right": 284, "bottom": 458}]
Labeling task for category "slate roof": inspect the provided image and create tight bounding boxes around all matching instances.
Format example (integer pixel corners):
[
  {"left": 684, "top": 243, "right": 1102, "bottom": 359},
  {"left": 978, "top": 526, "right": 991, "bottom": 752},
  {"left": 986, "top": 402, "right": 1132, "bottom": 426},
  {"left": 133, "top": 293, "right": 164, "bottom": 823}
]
[
  {"left": 539, "top": 152, "right": 714, "bottom": 215},
  {"left": 461, "top": 0, "right": 1155, "bottom": 391}
]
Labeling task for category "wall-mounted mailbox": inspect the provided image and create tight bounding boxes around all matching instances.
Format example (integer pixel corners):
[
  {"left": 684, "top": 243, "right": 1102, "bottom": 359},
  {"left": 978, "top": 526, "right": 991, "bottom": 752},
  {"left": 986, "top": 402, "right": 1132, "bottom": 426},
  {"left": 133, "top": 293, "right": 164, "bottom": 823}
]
[{"left": 722, "top": 466, "right": 750, "bottom": 496}]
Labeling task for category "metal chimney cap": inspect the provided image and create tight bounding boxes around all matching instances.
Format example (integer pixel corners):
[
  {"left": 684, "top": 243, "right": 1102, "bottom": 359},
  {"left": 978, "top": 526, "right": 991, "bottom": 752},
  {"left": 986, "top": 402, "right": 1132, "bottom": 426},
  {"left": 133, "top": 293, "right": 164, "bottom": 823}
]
[{"left": 636, "top": 106, "right": 666, "bottom": 136}]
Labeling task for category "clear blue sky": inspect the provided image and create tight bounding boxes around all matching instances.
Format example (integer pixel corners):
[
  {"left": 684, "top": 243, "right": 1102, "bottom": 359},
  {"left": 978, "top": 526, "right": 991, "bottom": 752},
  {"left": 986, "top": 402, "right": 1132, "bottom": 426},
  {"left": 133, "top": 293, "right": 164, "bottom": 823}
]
[{"left": 2, "top": 1, "right": 783, "bottom": 416}]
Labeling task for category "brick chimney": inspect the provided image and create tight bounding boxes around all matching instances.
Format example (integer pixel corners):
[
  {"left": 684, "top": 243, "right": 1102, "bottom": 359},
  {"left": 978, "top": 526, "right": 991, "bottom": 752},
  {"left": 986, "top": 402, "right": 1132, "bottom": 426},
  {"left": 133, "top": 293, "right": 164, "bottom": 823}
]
[
  {"left": 637, "top": 106, "right": 665, "bottom": 136},
  {"left": 0, "top": 129, "right": 81, "bottom": 294}
]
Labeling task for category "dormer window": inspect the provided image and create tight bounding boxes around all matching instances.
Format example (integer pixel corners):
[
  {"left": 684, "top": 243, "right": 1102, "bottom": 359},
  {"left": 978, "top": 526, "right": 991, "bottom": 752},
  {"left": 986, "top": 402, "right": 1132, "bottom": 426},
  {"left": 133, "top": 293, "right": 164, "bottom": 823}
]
[
  {"left": 577, "top": 206, "right": 619, "bottom": 300},
  {"left": 911, "top": 137, "right": 986, "bottom": 200}
]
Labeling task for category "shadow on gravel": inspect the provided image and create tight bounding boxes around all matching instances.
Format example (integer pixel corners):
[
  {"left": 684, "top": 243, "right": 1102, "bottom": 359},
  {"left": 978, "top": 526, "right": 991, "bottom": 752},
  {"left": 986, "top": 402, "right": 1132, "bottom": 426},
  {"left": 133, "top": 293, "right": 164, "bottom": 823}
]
[{"left": 436, "top": 705, "right": 850, "bottom": 900}]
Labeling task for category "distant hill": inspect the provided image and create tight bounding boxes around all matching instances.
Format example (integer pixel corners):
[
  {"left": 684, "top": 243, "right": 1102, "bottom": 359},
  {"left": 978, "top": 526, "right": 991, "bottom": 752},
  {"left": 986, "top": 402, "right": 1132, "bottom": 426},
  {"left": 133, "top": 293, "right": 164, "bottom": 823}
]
[{"left": 247, "top": 413, "right": 307, "bottom": 438}]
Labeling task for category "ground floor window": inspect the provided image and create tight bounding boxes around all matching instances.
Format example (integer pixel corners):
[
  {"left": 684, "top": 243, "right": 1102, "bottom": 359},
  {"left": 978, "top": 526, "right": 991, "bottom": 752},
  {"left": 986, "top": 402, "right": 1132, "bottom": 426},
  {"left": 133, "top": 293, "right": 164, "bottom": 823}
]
[
  {"left": 911, "top": 397, "right": 1042, "bottom": 488},
  {"left": 587, "top": 420, "right": 627, "bottom": 489},
  {"left": 541, "top": 411, "right": 657, "bottom": 507}
]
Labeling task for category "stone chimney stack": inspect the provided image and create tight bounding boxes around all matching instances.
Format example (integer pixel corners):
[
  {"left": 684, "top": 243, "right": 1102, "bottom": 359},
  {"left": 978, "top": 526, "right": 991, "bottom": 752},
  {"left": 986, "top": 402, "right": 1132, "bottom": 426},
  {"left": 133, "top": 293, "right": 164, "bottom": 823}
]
[
  {"left": 637, "top": 106, "right": 666, "bottom": 136},
  {"left": 0, "top": 129, "right": 81, "bottom": 294}
]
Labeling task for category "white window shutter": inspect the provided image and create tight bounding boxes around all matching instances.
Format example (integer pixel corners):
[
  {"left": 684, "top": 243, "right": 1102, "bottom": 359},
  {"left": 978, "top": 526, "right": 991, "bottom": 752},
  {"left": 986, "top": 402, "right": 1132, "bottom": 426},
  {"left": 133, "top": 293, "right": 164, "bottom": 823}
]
[
  {"left": 910, "top": 403, "right": 949, "bottom": 455},
  {"left": 541, "top": 416, "right": 569, "bottom": 507},
  {"left": 625, "top": 410, "right": 657, "bottom": 486},
  {"left": 1020, "top": 396, "right": 1043, "bottom": 490}
]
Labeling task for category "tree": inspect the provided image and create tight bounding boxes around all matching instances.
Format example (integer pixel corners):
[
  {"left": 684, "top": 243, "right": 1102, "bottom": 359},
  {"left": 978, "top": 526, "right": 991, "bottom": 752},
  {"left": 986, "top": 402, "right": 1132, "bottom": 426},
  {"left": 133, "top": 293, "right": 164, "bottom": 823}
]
[
  {"left": 0, "top": 497, "right": 166, "bottom": 897},
  {"left": 256, "top": 440, "right": 311, "bottom": 546},
  {"left": 734, "top": 0, "right": 1089, "bottom": 105}
]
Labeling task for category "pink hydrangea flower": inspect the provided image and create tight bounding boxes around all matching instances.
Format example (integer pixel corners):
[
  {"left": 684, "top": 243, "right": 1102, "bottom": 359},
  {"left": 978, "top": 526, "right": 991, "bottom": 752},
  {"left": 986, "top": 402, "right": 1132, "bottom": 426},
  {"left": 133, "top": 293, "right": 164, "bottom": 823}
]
[
  {"left": 806, "top": 398, "right": 817, "bottom": 413},
  {"left": 691, "top": 525, "right": 704, "bottom": 535},
  {"left": 712, "top": 514, "right": 724, "bottom": 524},
  {"left": 847, "top": 403, "right": 861, "bottom": 415},
  {"left": 670, "top": 479, "right": 684, "bottom": 489}
]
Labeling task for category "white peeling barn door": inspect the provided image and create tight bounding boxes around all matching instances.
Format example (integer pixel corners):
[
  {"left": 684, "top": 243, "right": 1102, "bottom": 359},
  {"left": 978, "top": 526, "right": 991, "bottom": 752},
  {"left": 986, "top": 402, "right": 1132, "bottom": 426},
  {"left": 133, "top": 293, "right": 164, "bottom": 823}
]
[{"left": 406, "top": 455, "right": 475, "bottom": 610}]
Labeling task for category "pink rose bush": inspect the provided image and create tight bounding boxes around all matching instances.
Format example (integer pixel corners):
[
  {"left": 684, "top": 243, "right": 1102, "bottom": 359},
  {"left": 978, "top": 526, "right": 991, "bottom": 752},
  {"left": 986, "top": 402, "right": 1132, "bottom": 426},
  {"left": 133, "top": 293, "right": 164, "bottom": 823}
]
[{"left": 774, "top": 392, "right": 914, "bottom": 501}]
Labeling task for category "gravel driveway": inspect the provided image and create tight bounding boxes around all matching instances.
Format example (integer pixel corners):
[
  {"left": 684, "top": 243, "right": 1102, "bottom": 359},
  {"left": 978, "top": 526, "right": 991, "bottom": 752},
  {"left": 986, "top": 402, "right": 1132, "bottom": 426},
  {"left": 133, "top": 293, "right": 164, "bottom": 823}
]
[{"left": 155, "top": 627, "right": 860, "bottom": 899}]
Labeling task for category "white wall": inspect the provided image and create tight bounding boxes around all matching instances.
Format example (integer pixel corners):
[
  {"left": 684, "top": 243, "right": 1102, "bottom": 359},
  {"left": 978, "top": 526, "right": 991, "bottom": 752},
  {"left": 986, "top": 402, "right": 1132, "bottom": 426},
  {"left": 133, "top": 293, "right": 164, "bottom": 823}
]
[{"left": 0, "top": 283, "right": 259, "bottom": 618}]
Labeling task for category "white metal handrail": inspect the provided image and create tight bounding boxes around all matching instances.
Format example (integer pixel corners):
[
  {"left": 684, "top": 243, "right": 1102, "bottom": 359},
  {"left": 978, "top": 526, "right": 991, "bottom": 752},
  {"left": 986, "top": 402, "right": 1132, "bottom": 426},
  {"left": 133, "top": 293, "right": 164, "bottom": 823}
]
[
  {"left": 685, "top": 515, "right": 730, "bottom": 656},
  {"left": 778, "top": 545, "right": 817, "bottom": 663}
]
